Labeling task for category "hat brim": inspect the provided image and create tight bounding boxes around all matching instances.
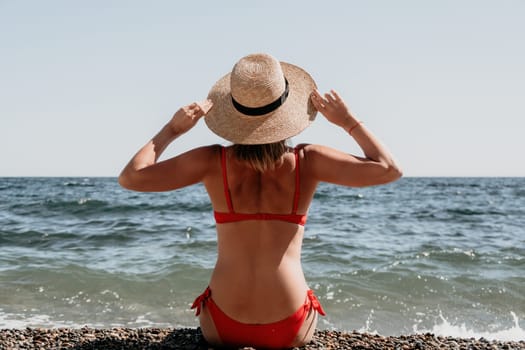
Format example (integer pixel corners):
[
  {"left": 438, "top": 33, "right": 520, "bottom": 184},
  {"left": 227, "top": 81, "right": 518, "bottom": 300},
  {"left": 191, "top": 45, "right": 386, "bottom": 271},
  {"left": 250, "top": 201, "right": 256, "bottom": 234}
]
[{"left": 205, "top": 62, "right": 317, "bottom": 144}]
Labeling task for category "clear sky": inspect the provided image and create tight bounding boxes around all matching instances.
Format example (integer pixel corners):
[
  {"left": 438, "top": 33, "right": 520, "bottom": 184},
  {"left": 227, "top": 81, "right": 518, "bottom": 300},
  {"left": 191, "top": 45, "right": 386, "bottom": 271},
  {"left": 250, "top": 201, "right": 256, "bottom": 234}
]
[{"left": 1, "top": 1, "right": 524, "bottom": 176}]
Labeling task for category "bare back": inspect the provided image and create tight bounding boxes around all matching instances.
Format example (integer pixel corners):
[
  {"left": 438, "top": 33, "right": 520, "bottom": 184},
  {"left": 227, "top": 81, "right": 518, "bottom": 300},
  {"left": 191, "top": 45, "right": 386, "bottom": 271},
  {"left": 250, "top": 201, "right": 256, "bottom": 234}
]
[{"left": 202, "top": 145, "right": 318, "bottom": 323}]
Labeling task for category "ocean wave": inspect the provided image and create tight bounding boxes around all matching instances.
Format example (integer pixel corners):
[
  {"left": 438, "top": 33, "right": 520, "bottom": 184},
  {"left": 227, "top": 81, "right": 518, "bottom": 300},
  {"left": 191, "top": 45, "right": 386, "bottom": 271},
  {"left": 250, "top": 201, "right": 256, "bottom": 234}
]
[
  {"left": 416, "top": 311, "right": 525, "bottom": 342},
  {"left": 6, "top": 198, "right": 210, "bottom": 218},
  {"left": 445, "top": 208, "right": 507, "bottom": 217},
  {"left": 426, "top": 180, "right": 482, "bottom": 189},
  {"left": 62, "top": 180, "right": 96, "bottom": 187},
  {"left": 0, "top": 229, "right": 80, "bottom": 248},
  {"left": 514, "top": 188, "right": 525, "bottom": 197}
]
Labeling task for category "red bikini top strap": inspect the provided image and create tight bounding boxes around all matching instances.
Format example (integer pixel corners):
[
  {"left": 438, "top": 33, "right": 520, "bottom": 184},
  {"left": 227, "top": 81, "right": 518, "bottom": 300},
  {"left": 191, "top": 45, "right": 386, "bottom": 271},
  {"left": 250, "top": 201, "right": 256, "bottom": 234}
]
[
  {"left": 292, "top": 148, "right": 300, "bottom": 214},
  {"left": 221, "top": 147, "right": 234, "bottom": 213}
]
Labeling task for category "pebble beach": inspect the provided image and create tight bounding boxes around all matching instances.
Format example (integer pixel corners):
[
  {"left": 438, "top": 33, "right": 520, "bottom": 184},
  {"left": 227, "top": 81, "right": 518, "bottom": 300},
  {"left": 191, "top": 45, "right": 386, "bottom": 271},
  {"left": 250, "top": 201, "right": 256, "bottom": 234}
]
[{"left": 1, "top": 328, "right": 524, "bottom": 350}]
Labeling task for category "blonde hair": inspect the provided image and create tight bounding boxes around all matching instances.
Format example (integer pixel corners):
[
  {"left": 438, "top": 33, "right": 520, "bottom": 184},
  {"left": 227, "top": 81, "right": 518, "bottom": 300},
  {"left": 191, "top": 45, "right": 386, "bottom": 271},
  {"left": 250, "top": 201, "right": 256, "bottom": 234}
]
[{"left": 232, "top": 140, "right": 288, "bottom": 172}]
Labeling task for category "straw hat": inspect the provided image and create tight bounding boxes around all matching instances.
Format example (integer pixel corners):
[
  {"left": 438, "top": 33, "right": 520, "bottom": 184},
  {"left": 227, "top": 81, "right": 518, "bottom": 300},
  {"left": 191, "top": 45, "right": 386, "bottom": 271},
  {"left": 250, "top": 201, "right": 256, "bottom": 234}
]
[{"left": 205, "top": 53, "right": 317, "bottom": 144}]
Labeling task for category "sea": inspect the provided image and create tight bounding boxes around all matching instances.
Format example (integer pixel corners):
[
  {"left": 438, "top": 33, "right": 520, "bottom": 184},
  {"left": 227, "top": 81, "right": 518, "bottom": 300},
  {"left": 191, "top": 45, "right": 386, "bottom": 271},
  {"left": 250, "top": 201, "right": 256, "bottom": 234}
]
[{"left": 0, "top": 177, "right": 524, "bottom": 341}]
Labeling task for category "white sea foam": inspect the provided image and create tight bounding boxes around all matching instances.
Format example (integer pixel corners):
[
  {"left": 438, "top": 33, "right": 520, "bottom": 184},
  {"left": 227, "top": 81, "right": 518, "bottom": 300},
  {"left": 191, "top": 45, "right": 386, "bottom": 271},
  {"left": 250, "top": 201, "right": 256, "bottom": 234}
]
[
  {"left": 415, "top": 312, "right": 525, "bottom": 341},
  {"left": 0, "top": 308, "right": 194, "bottom": 330},
  {"left": 0, "top": 310, "right": 83, "bottom": 329},
  {"left": 351, "top": 309, "right": 525, "bottom": 341}
]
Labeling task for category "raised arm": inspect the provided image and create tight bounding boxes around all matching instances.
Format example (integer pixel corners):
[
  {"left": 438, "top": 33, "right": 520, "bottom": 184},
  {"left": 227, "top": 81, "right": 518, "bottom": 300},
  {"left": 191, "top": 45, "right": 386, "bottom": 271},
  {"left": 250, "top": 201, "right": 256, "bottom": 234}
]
[
  {"left": 119, "top": 100, "right": 214, "bottom": 192},
  {"left": 307, "top": 90, "right": 402, "bottom": 187}
]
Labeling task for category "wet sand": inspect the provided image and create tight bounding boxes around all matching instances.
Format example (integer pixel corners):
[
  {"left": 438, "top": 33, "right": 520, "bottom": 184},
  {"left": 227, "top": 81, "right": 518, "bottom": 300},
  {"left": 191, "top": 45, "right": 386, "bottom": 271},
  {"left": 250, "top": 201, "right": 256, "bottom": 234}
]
[{"left": 1, "top": 327, "right": 523, "bottom": 349}]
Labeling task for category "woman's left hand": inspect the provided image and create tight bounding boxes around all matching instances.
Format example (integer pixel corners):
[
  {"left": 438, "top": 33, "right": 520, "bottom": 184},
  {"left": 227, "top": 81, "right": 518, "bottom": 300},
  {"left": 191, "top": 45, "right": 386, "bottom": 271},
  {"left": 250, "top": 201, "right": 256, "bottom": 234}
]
[
  {"left": 311, "top": 90, "right": 357, "bottom": 131},
  {"left": 169, "top": 99, "right": 213, "bottom": 134}
]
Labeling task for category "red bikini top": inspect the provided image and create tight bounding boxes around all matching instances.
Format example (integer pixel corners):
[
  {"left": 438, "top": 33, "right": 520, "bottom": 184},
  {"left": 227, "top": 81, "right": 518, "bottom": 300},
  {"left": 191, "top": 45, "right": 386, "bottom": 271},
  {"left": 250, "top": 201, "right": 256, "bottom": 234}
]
[{"left": 214, "top": 147, "right": 307, "bottom": 226}]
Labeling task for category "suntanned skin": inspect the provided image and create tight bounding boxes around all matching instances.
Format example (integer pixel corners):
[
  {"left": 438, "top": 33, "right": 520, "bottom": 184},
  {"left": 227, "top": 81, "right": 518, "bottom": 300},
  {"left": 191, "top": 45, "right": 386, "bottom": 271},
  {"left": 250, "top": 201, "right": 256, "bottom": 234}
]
[{"left": 119, "top": 90, "right": 402, "bottom": 347}]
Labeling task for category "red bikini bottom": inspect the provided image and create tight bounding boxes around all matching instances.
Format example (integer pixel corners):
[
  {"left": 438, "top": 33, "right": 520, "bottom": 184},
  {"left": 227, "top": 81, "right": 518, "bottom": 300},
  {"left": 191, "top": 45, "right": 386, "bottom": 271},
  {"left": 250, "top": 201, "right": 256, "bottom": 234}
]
[{"left": 192, "top": 287, "right": 325, "bottom": 348}]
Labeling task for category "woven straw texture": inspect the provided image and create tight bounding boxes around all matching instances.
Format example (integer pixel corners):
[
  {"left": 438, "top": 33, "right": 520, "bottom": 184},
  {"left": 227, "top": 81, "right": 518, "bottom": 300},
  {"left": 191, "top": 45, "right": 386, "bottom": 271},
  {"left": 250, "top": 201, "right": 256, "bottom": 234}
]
[{"left": 205, "top": 54, "right": 317, "bottom": 144}]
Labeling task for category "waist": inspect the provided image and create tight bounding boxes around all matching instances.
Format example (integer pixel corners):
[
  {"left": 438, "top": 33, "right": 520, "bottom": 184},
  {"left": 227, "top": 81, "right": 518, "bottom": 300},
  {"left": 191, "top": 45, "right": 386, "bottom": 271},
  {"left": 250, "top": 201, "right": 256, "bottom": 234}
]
[{"left": 212, "top": 253, "right": 305, "bottom": 289}]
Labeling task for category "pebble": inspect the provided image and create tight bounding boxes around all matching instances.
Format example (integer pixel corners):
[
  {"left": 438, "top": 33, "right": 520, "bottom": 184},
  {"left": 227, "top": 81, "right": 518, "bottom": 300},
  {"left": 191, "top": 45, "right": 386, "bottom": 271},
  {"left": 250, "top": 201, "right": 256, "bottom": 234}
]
[{"left": 0, "top": 328, "right": 523, "bottom": 349}]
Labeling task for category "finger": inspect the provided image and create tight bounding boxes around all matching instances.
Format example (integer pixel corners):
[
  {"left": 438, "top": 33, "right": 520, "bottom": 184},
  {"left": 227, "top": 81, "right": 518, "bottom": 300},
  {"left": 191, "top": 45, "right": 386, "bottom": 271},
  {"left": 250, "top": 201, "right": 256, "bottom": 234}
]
[
  {"left": 196, "top": 99, "right": 213, "bottom": 114},
  {"left": 185, "top": 103, "right": 198, "bottom": 114},
  {"left": 188, "top": 103, "right": 201, "bottom": 112},
  {"left": 185, "top": 103, "right": 202, "bottom": 118},
  {"left": 180, "top": 107, "right": 197, "bottom": 121},
  {"left": 312, "top": 89, "right": 323, "bottom": 100},
  {"left": 310, "top": 92, "right": 325, "bottom": 110},
  {"left": 331, "top": 90, "right": 342, "bottom": 102},
  {"left": 313, "top": 90, "right": 328, "bottom": 104},
  {"left": 325, "top": 92, "right": 337, "bottom": 104}
]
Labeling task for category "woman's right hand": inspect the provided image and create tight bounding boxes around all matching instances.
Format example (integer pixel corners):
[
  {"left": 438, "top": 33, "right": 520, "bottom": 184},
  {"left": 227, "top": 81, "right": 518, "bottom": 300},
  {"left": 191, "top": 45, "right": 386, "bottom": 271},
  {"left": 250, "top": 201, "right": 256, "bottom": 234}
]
[
  {"left": 310, "top": 89, "right": 358, "bottom": 131},
  {"left": 169, "top": 99, "right": 213, "bottom": 134}
]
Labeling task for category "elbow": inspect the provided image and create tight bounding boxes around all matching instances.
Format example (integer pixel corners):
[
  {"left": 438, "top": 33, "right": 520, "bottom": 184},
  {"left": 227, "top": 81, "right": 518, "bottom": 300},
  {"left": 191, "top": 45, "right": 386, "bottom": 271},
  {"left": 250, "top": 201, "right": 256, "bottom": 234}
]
[
  {"left": 392, "top": 164, "right": 403, "bottom": 181},
  {"left": 370, "top": 159, "right": 402, "bottom": 186},
  {"left": 351, "top": 161, "right": 403, "bottom": 188},
  {"left": 118, "top": 171, "right": 133, "bottom": 190},
  {"left": 118, "top": 170, "right": 144, "bottom": 191},
  {"left": 384, "top": 161, "right": 403, "bottom": 183}
]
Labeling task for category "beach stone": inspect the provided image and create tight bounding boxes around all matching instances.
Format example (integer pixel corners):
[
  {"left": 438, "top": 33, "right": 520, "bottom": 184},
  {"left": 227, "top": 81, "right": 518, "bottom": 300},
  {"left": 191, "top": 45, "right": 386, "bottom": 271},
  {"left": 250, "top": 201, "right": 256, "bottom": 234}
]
[{"left": 0, "top": 328, "right": 524, "bottom": 349}]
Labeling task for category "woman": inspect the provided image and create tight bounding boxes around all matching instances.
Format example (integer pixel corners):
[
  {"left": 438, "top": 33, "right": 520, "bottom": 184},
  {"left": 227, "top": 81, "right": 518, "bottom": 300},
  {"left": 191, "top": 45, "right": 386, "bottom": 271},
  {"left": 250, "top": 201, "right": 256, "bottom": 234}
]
[{"left": 119, "top": 53, "right": 402, "bottom": 348}]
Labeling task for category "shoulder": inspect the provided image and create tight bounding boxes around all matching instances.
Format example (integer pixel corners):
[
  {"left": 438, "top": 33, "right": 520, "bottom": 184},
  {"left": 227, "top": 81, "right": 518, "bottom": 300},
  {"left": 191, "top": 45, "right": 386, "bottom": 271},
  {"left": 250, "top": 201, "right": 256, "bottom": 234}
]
[
  {"left": 179, "top": 144, "right": 224, "bottom": 175},
  {"left": 182, "top": 144, "right": 223, "bottom": 160},
  {"left": 295, "top": 143, "right": 345, "bottom": 160},
  {"left": 295, "top": 143, "right": 361, "bottom": 183}
]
